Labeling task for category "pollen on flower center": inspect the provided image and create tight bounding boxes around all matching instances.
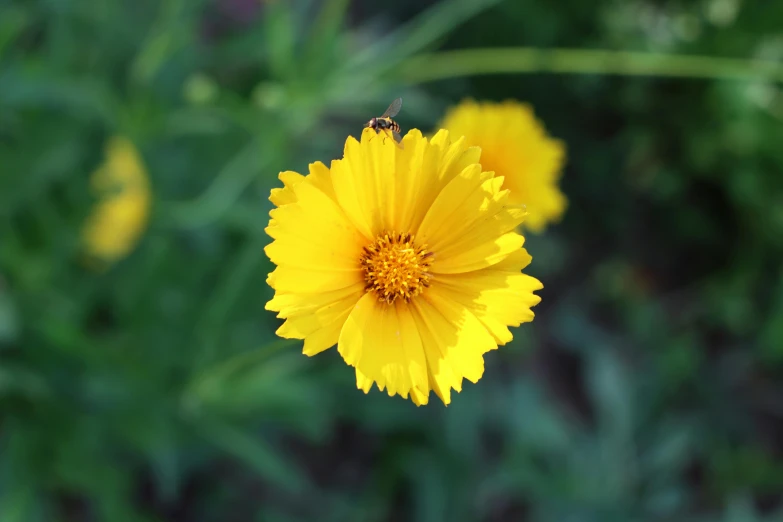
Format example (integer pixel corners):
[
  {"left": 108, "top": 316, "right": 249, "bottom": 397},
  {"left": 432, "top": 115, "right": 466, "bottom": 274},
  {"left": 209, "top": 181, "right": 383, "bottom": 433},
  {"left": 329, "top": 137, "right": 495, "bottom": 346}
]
[{"left": 360, "top": 232, "right": 433, "bottom": 305}]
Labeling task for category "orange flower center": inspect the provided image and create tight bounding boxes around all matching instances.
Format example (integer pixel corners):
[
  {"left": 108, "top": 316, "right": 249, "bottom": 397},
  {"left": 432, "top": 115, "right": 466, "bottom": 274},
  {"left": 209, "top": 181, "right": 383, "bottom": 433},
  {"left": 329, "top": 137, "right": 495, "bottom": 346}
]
[{"left": 360, "top": 232, "right": 433, "bottom": 305}]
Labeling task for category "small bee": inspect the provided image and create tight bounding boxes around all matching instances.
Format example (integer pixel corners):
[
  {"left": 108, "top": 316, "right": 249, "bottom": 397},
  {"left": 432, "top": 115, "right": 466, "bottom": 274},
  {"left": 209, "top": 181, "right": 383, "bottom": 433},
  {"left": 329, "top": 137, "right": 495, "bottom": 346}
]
[{"left": 365, "top": 97, "right": 403, "bottom": 145}]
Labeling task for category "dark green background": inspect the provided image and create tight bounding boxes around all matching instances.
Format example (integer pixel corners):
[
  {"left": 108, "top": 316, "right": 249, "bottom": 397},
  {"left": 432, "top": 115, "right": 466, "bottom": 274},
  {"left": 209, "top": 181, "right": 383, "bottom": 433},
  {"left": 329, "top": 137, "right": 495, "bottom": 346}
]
[{"left": 2, "top": 0, "right": 783, "bottom": 520}]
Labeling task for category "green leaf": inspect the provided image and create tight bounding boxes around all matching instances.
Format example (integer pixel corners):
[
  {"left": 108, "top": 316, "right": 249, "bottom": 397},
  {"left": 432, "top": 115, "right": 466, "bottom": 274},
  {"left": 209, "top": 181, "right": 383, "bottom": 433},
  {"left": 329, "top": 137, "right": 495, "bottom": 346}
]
[
  {"left": 198, "top": 419, "right": 307, "bottom": 493},
  {"left": 130, "top": 0, "right": 194, "bottom": 86},
  {"left": 0, "top": 6, "right": 29, "bottom": 56},
  {"left": 264, "top": 1, "right": 297, "bottom": 81},
  {"left": 184, "top": 344, "right": 331, "bottom": 443},
  {"left": 163, "top": 137, "right": 275, "bottom": 228},
  {"left": 0, "top": 287, "right": 19, "bottom": 344},
  {"left": 0, "top": 366, "right": 49, "bottom": 398},
  {"left": 345, "top": 0, "right": 504, "bottom": 73},
  {"left": 0, "top": 488, "right": 41, "bottom": 522},
  {"left": 0, "top": 70, "right": 116, "bottom": 125}
]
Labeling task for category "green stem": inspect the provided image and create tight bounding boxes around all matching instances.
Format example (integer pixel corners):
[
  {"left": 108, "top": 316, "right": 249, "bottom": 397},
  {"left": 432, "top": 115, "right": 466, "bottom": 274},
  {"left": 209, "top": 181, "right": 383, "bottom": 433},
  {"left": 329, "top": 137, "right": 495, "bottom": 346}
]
[{"left": 400, "top": 48, "right": 783, "bottom": 84}]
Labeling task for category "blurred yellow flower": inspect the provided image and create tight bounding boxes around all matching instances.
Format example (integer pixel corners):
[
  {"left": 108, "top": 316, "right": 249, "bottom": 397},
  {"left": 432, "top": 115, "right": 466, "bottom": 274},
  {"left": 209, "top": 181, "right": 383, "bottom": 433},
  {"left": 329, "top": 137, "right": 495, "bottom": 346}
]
[
  {"left": 265, "top": 128, "right": 542, "bottom": 405},
  {"left": 82, "top": 137, "right": 151, "bottom": 267},
  {"left": 439, "top": 100, "right": 567, "bottom": 233}
]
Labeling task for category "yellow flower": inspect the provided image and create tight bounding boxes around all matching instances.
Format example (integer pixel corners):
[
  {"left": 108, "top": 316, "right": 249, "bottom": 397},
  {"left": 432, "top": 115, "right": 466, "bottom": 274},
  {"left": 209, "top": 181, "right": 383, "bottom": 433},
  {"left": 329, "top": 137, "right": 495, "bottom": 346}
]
[
  {"left": 82, "top": 137, "right": 151, "bottom": 267},
  {"left": 265, "top": 128, "right": 542, "bottom": 405},
  {"left": 439, "top": 100, "right": 567, "bottom": 233}
]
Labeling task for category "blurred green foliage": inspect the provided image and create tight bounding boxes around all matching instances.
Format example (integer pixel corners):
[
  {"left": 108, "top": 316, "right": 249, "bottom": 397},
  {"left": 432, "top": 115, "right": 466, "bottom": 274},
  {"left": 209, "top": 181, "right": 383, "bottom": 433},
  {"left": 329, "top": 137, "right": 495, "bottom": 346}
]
[{"left": 2, "top": 0, "right": 783, "bottom": 521}]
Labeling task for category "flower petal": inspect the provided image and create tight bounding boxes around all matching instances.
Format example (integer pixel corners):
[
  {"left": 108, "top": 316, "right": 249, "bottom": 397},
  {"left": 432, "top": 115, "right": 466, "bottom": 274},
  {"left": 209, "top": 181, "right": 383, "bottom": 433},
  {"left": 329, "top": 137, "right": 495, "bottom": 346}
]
[
  {"left": 329, "top": 131, "right": 393, "bottom": 240},
  {"left": 410, "top": 291, "right": 496, "bottom": 405},
  {"left": 431, "top": 265, "right": 542, "bottom": 345},
  {"left": 306, "top": 161, "right": 337, "bottom": 202},
  {"left": 273, "top": 288, "right": 361, "bottom": 355},
  {"left": 430, "top": 232, "right": 525, "bottom": 274},
  {"left": 266, "top": 284, "right": 362, "bottom": 317},
  {"left": 416, "top": 164, "right": 494, "bottom": 246},
  {"left": 301, "top": 306, "right": 354, "bottom": 356},
  {"left": 338, "top": 293, "right": 428, "bottom": 399},
  {"left": 418, "top": 164, "right": 527, "bottom": 259},
  {"left": 404, "top": 130, "right": 481, "bottom": 234},
  {"left": 269, "top": 171, "right": 304, "bottom": 206},
  {"left": 265, "top": 177, "right": 365, "bottom": 292}
]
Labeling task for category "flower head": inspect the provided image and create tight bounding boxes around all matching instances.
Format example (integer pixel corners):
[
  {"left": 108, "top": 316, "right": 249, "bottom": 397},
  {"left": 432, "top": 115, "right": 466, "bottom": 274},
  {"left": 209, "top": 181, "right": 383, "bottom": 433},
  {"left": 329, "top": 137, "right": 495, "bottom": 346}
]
[
  {"left": 82, "top": 137, "right": 151, "bottom": 267},
  {"left": 265, "top": 128, "right": 542, "bottom": 405},
  {"left": 439, "top": 100, "right": 566, "bottom": 233}
]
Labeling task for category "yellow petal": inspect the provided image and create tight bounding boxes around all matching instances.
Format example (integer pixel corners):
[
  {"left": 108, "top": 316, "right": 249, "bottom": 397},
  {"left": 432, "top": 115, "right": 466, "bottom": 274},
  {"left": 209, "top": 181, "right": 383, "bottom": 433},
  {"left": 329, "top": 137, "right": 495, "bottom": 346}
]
[
  {"left": 266, "top": 284, "right": 363, "bottom": 316},
  {"left": 265, "top": 177, "right": 365, "bottom": 290},
  {"left": 275, "top": 290, "right": 359, "bottom": 340},
  {"left": 433, "top": 133, "right": 482, "bottom": 186},
  {"left": 266, "top": 265, "right": 361, "bottom": 294},
  {"left": 409, "top": 385, "right": 430, "bottom": 406},
  {"left": 264, "top": 236, "right": 360, "bottom": 272},
  {"left": 329, "top": 133, "right": 378, "bottom": 240},
  {"left": 338, "top": 294, "right": 429, "bottom": 399},
  {"left": 391, "top": 129, "right": 432, "bottom": 233},
  {"left": 307, "top": 161, "right": 337, "bottom": 202},
  {"left": 416, "top": 164, "right": 491, "bottom": 243},
  {"left": 488, "top": 248, "right": 533, "bottom": 271},
  {"left": 268, "top": 284, "right": 362, "bottom": 357},
  {"left": 301, "top": 304, "right": 354, "bottom": 356},
  {"left": 269, "top": 171, "right": 305, "bottom": 206},
  {"left": 431, "top": 267, "right": 542, "bottom": 345},
  {"left": 434, "top": 202, "right": 526, "bottom": 262},
  {"left": 329, "top": 129, "right": 488, "bottom": 241},
  {"left": 409, "top": 291, "right": 496, "bottom": 405},
  {"left": 419, "top": 164, "right": 527, "bottom": 257},
  {"left": 430, "top": 232, "right": 525, "bottom": 274},
  {"left": 361, "top": 128, "right": 398, "bottom": 234},
  {"left": 406, "top": 130, "right": 479, "bottom": 234}
]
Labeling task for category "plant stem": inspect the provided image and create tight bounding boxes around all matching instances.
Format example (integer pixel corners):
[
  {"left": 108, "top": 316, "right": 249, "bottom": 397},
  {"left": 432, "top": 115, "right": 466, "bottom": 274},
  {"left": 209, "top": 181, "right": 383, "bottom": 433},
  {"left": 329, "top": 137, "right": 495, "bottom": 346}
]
[{"left": 399, "top": 48, "right": 783, "bottom": 84}]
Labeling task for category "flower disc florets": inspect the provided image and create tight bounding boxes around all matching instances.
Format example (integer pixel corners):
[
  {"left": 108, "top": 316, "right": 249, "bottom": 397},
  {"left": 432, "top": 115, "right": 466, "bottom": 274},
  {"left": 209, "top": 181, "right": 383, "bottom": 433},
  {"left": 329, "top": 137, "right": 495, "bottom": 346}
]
[{"left": 361, "top": 232, "right": 433, "bottom": 304}]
